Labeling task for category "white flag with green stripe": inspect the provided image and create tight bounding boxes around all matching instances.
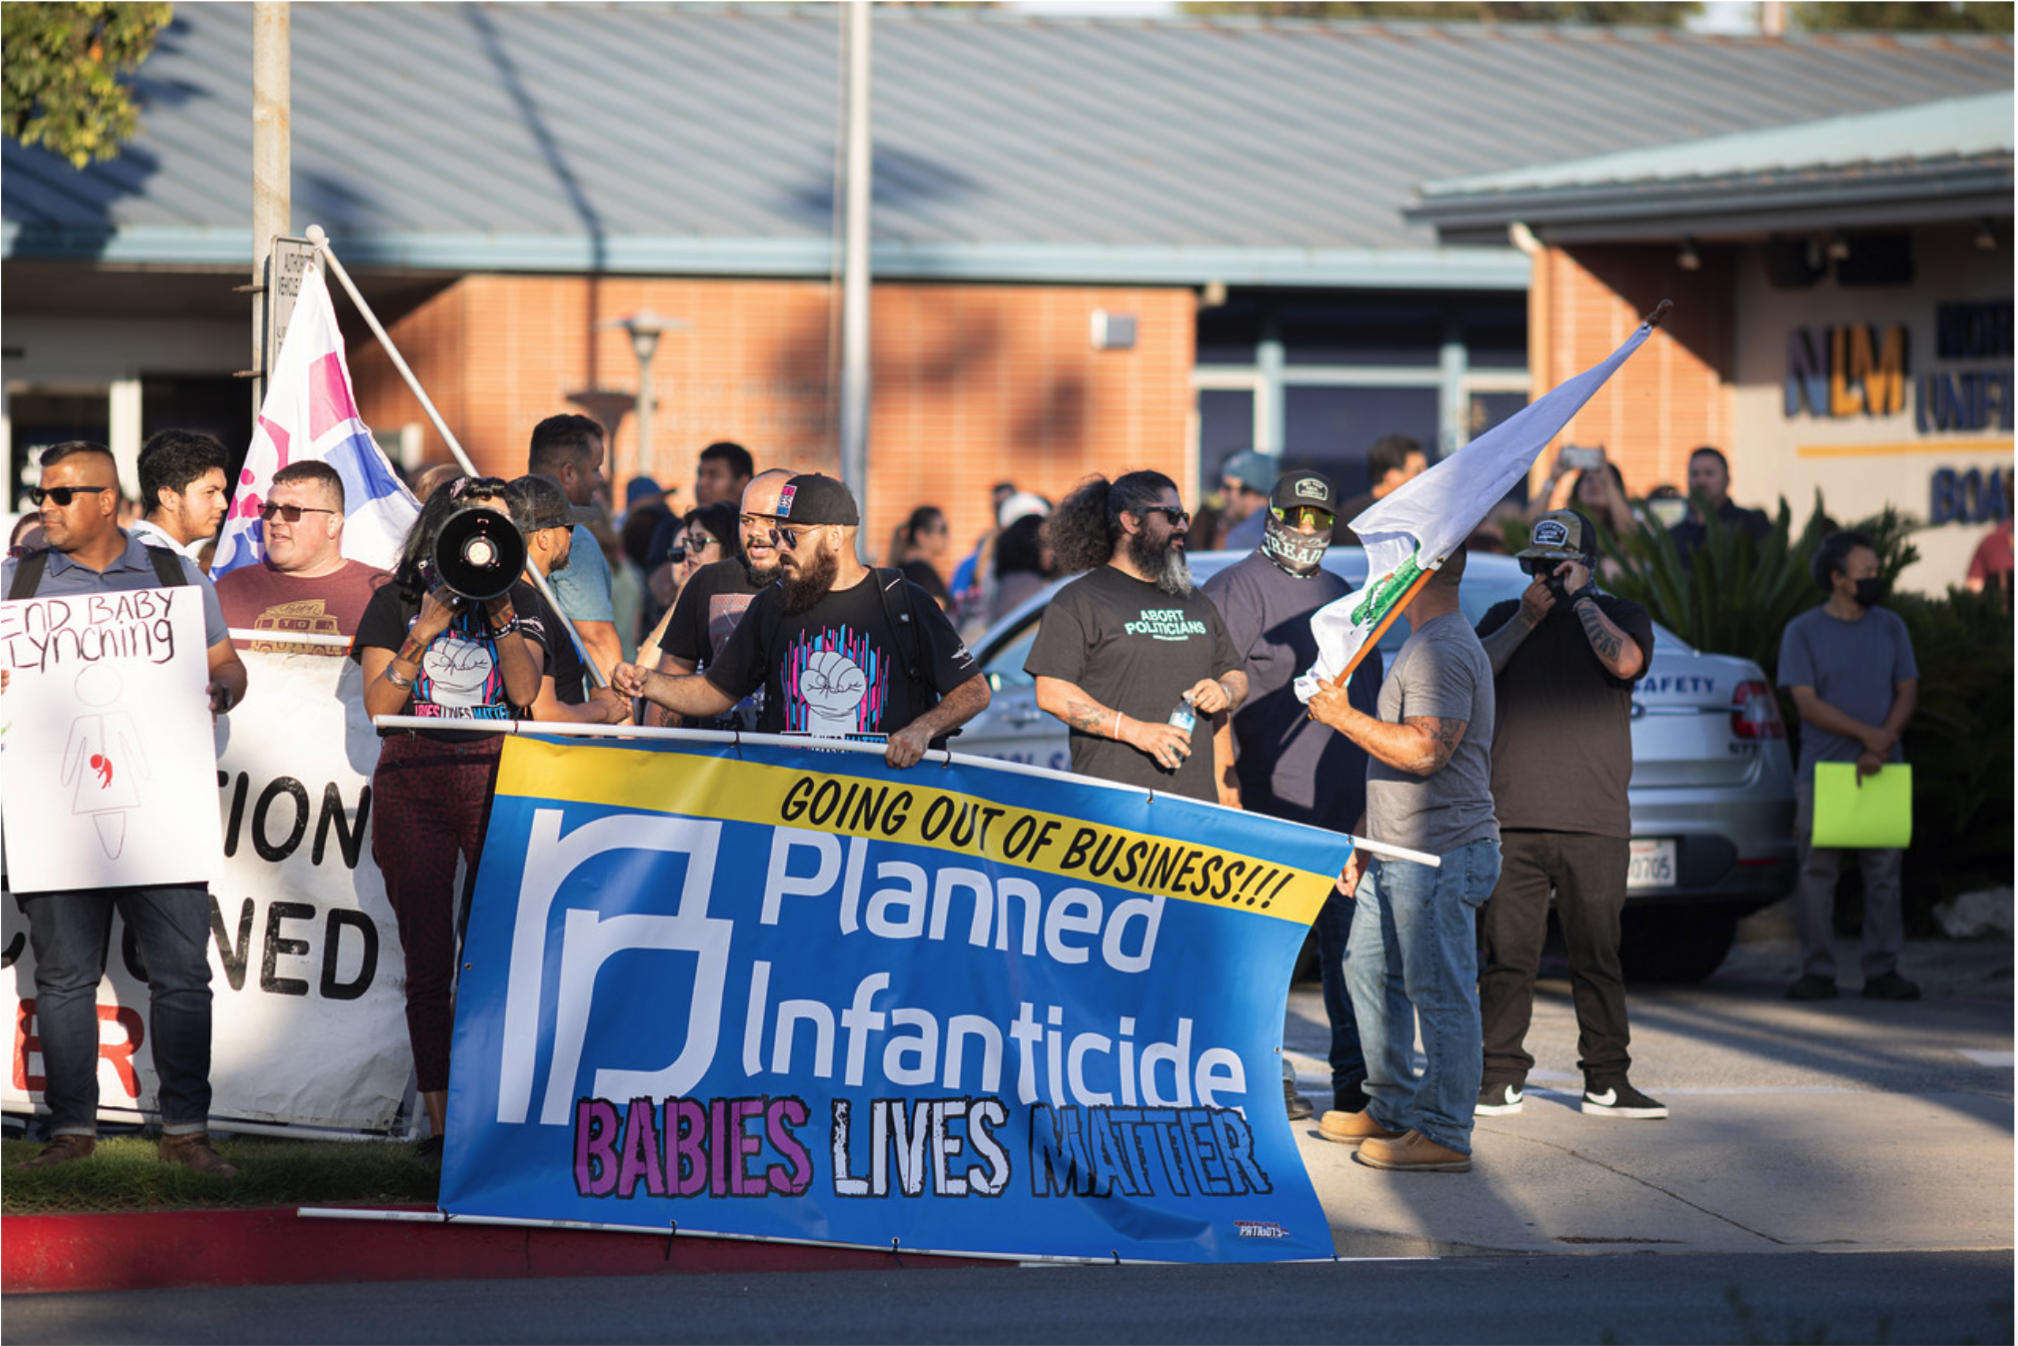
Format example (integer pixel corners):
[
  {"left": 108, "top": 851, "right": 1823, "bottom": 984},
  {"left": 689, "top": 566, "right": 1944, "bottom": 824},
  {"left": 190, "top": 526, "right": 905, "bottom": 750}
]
[{"left": 1296, "top": 315, "right": 1663, "bottom": 699}]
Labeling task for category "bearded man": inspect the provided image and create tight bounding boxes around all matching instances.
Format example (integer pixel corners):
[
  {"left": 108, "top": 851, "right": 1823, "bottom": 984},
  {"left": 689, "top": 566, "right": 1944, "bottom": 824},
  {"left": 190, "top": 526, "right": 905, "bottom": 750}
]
[
  {"left": 613, "top": 474, "right": 989, "bottom": 769},
  {"left": 1025, "top": 470, "right": 1247, "bottom": 804}
]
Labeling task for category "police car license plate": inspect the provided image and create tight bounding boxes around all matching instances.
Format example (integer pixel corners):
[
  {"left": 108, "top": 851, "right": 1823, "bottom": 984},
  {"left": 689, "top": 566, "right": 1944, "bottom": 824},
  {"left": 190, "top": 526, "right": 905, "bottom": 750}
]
[{"left": 1627, "top": 839, "right": 1677, "bottom": 890}]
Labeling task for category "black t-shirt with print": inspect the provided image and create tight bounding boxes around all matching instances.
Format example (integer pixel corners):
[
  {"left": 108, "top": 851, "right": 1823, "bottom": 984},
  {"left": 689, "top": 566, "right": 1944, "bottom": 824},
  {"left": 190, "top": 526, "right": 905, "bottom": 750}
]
[
  {"left": 352, "top": 580, "right": 550, "bottom": 741},
  {"left": 704, "top": 571, "right": 977, "bottom": 739},
  {"left": 1023, "top": 565, "right": 1242, "bottom": 802},
  {"left": 666, "top": 558, "right": 768, "bottom": 729},
  {"left": 667, "top": 559, "right": 766, "bottom": 666}
]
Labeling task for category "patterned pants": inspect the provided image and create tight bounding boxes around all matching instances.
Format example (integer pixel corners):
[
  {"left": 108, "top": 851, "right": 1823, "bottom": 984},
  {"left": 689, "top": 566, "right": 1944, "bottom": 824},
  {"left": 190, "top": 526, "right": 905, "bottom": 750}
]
[{"left": 370, "top": 733, "right": 501, "bottom": 1093}]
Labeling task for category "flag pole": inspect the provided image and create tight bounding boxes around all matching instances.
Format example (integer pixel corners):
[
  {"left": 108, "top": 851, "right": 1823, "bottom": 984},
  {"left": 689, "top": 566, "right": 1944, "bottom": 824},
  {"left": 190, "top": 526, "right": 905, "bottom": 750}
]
[
  {"left": 303, "top": 225, "right": 609, "bottom": 689},
  {"left": 1326, "top": 567, "right": 1434, "bottom": 689}
]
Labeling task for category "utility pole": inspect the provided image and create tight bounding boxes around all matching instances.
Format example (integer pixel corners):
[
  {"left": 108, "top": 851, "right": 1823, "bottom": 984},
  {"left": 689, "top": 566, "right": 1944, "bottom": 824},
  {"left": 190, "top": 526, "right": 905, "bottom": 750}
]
[
  {"left": 838, "top": 0, "right": 873, "bottom": 532},
  {"left": 251, "top": 2, "right": 290, "bottom": 425}
]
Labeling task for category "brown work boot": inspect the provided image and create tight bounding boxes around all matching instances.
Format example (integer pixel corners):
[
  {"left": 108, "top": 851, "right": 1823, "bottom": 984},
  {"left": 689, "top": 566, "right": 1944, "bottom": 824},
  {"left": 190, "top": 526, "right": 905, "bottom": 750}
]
[
  {"left": 16, "top": 1134, "right": 95, "bottom": 1169},
  {"left": 159, "top": 1132, "right": 239, "bottom": 1179},
  {"left": 1317, "top": 1108, "right": 1401, "bottom": 1145},
  {"left": 1357, "top": 1129, "right": 1472, "bottom": 1173}
]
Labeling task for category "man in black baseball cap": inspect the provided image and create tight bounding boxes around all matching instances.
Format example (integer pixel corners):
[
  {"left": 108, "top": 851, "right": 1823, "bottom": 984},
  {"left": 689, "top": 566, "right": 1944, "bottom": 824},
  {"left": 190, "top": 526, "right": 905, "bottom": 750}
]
[
  {"left": 1474, "top": 508, "right": 1666, "bottom": 1122},
  {"left": 1202, "top": 469, "right": 1383, "bottom": 1123},
  {"left": 614, "top": 473, "right": 990, "bottom": 767}
]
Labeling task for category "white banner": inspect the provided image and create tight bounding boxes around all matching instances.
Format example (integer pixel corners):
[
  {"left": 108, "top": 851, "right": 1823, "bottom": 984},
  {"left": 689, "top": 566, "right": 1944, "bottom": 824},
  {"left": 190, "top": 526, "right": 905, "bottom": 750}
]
[
  {"left": 1, "top": 591, "right": 220, "bottom": 891},
  {"left": 3, "top": 647, "right": 415, "bottom": 1136}
]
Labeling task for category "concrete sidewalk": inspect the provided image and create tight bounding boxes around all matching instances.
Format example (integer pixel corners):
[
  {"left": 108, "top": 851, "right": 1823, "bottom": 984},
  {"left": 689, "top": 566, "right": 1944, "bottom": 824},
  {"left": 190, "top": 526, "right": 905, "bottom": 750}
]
[
  {"left": 1301, "top": 1090, "right": 2013, "bottom": 1258},
  {"left": 1286, "top": 929, "right": 2016, "bottom": 1259}
]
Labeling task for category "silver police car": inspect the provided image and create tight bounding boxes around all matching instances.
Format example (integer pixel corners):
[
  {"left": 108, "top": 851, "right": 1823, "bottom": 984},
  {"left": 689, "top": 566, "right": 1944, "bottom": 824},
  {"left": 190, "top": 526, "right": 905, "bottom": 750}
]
[{"left": 956, "top": 549, "right": 1796, "bottom": 983}]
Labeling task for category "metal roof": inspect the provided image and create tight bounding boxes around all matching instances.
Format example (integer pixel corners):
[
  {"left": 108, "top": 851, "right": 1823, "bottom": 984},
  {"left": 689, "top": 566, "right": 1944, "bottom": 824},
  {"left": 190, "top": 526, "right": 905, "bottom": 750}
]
[
  {"left": 3, "top": 4, "right": 2011, "bottom": 287},
  {"left": 1410, "top": 89, "right": 2016, "bottom": 242}
]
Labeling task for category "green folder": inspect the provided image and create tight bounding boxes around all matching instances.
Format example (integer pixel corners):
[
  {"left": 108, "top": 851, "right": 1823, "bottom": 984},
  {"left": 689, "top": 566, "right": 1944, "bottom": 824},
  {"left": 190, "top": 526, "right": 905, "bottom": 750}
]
[{"left": 1811, "top": 762, "right": 1913, "bottom": 849}]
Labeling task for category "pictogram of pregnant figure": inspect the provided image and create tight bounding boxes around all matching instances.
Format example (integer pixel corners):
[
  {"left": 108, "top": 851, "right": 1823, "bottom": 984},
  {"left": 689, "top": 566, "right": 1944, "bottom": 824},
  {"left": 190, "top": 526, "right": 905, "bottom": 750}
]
[
  {"left": 800, "top": 648, "right": 868, "bottom": 736},
  {"left": 62, "top": 664, "right": 149, "bottom": 859}
]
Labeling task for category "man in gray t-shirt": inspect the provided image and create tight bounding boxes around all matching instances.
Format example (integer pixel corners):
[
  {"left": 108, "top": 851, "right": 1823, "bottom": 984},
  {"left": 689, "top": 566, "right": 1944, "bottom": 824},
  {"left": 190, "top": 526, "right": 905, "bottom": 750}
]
[
  {"left": 1305, "top": 549, "right": 1501, "bottom": 1174},
  {"left": 1776, "top": 531, "right": 1920, "bottom": 1002}
]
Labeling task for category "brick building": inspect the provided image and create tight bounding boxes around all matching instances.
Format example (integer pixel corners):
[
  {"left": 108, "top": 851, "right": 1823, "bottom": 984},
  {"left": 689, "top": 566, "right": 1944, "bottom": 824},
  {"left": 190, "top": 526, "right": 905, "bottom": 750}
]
[{"left": 5, "top": 5, "right": 2009, "bottom": 570}]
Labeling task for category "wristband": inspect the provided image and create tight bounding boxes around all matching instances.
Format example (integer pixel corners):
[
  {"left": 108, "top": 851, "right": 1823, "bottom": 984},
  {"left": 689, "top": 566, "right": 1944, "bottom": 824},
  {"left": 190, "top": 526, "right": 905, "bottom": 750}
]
[
  {"left": 489, "top": 616, "right": 521, "bottom": 639},
  {"left": 1113, "top": 710, "right": 1124, "bottom": 741}
]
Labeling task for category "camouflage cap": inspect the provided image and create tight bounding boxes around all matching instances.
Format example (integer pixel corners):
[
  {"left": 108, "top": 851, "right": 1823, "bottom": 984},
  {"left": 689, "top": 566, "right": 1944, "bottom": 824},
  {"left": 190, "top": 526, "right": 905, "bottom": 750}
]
[{"left": 1518, "top": 509, "right": 1598, "bottom": 562}]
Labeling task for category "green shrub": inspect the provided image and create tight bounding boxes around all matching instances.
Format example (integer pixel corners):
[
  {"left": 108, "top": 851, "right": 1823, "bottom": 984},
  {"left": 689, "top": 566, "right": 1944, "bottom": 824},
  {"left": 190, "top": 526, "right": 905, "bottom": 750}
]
[{"left": 1565, "top": 494, "right": 2012, "bottom": 929}]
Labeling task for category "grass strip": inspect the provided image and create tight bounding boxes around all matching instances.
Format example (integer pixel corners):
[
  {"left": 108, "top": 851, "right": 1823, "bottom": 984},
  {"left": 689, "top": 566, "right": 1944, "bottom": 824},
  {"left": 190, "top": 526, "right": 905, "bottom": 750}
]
[{"left": 2, "top": 1136, "right": 441, "bottom": 1215}]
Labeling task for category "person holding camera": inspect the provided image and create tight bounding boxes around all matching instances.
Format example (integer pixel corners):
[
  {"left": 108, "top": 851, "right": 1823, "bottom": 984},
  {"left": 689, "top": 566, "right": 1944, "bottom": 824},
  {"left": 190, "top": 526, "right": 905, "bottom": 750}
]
[
  {"left": 351, "top": 476, "right": 549, "bottom": 1161},
  {"left": 1473, "top": 510, "right": 1667, "bottom": 1121}
]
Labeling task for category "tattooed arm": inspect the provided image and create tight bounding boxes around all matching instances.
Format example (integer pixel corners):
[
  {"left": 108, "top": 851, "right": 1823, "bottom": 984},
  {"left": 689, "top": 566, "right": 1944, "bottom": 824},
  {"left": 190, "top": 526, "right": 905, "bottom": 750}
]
[
  {"left": 1035, "top": 675, "right": 1195, "bottom": 772},
  {"left": 1572, "top": 595, "right": 1645, "bottom": 680},
  {"left": 1306, "top": 682, "right": 1467, "bottom": 777}
]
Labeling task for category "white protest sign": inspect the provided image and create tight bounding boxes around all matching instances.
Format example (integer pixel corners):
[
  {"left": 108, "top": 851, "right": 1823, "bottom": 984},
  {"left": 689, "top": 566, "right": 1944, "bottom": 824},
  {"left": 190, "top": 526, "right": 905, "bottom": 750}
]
[
  {"left": 0, "top": 591, "right": 221, "bottom": 892},
  {"left": 2, "top": 647, "right": 415, "bottom": 1136}
]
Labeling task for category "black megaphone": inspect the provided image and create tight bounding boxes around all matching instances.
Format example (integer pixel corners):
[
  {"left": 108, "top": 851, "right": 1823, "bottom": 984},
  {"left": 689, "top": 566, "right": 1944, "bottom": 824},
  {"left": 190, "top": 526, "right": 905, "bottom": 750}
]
[{"left": 430, "top": 507, "right": 527, "bottom": 602}]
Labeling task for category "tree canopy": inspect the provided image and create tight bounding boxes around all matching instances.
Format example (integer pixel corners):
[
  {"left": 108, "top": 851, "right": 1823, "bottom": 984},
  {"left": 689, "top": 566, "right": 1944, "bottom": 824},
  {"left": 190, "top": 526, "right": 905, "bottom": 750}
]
[
  {"left": 2, "top": 3, "right": 174, "bottom": 170},
  {"left": 1791, "top": 2, "right": 2013, "bottom": 31}
]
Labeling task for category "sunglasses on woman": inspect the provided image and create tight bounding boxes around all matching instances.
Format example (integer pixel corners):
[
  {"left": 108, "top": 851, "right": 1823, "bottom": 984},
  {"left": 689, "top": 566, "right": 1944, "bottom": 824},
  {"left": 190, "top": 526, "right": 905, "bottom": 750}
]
[{"left": 30, "top": 485, "right": 115, "bottom": 507}]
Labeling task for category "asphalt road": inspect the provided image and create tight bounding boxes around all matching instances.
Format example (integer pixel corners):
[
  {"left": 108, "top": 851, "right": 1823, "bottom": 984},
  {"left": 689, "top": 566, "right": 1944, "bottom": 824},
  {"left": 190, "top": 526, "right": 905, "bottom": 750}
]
[
  {"left": 5, "top": 926, "right": 2008, "bottom": 1344},
  {"left": 4, "top": 1251, "right": 2011, "bottom": 1345}
]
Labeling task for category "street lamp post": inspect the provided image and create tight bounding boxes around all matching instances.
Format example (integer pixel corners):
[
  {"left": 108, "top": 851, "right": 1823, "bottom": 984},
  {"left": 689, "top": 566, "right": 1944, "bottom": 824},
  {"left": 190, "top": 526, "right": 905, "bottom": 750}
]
[{"left": 602, "top": 310, "right": 687, "bottom": 479}]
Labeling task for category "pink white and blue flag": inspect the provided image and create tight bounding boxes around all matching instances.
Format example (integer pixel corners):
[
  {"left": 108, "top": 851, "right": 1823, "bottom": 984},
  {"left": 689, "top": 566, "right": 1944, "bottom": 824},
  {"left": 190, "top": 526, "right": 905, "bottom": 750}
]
[{"left": 211, "top": 263, "right": 419, "bottom": 578}]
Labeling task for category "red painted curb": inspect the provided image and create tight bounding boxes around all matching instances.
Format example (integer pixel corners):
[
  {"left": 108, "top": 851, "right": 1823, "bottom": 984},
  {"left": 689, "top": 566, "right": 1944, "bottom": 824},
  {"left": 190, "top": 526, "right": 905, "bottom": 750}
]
[{"left": 1, "top": 1207, "right": 999, "bottom": 1295}]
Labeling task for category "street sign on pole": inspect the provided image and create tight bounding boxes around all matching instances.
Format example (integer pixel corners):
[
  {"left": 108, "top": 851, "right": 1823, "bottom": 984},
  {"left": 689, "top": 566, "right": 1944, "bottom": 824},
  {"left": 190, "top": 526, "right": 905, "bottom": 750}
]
[{"left": 265, "top": 235, "right": 317, "bottom": 380}]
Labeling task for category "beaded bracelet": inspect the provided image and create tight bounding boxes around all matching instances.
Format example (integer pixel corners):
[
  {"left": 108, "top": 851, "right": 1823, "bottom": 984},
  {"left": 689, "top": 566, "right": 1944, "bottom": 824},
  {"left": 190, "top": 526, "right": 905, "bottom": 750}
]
[{"left": 489, "top": 615, "right": 521, "bottom": 639}]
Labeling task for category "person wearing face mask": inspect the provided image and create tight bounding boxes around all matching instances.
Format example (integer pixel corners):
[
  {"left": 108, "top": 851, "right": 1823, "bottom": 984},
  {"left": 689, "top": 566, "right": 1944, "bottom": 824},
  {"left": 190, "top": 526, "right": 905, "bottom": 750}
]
[
  {"left": 1778, "top": 531, "right": 1921, "bottom": 1003},
  {"left": 1202, "top": 471, "right": 1383, "bottom": 1123}
]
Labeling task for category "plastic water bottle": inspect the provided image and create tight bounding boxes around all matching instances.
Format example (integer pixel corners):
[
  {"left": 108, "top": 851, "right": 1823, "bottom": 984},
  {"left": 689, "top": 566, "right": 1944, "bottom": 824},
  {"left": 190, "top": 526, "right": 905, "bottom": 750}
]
[{"left": 1167, "top": 695, "right": 1196, "bottom": 736}]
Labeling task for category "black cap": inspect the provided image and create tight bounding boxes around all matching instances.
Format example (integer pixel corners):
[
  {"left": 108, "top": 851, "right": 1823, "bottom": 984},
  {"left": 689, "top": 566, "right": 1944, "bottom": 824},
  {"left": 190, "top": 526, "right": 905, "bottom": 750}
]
[
  {"left": 777, "top": 474, "right": 860, "bottom": 527},
  {"left": 1269, "top": 470, "right": 1337, "bottom": 514},
  {"left": 507, "top": 474, "right": 576, "bottom": 532}
]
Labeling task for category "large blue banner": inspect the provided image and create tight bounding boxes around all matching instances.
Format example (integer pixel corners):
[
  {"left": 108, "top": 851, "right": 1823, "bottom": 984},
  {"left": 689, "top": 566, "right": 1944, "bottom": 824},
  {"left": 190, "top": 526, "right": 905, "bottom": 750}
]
[{"left": 442, "top": 734, "right": 1352, "bottom": 1263}]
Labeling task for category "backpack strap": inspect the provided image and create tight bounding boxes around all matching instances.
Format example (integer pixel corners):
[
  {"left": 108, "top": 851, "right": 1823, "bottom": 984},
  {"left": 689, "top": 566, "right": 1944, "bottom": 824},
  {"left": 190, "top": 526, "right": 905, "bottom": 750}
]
[
  {"left": 871, "top": 567, "right": 926, "bottom": 685},
  {"left": 6, "top": 549, "right": 49, "bottom": 601},
  {"left": 145, "top": 544, "right": 189, "bottom": 588}
]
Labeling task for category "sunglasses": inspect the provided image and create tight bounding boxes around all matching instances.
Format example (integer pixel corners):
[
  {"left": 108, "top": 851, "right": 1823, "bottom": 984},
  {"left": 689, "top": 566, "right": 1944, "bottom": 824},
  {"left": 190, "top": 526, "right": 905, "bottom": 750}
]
[
  {"left": 32, "top": 485, "right": 115, "bottom": 507},
  {"left": 1273, "top": 505, "right": 1334, "bottom": 530},
  {"left": 768, "top": 524, "right": 816, "bottom": 549},
  {"left": 1139, "top": 505, "right": 1190, "bottom": 528},
  {"left": 259, "top": 503, "right": 339, "bottom": 523}
]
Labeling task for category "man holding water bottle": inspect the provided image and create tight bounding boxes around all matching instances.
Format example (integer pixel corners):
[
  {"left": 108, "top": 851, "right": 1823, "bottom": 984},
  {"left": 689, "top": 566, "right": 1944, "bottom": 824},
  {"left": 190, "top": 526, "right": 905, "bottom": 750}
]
[{"left": 1026, "top": 470, "right": 1246, "bottom": 804}]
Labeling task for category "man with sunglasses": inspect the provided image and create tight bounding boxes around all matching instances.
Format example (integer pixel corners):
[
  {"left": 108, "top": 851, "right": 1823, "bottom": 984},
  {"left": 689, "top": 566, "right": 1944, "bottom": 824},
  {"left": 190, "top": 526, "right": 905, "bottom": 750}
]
[
  {"left": 639, "top": 468, "right": 793, "bottom": 730},
  {"left": 614, "top": 474, "right": 988, "bottom": 768},
  {"left": 1202, "top": 471, "right": 1383, "bottom": 1123},
  {"left": 4, "top": 442, "right": 247, "bottom": 1177},
  {"left": 1472, "top": 509, "right": 1666, "bottom": 1123},
  {"left": 215, "top": 462, "right": 388, "bottom": 654},
  {"left": 1026, "top": 470, "right": 1246, "bottom": 804}
]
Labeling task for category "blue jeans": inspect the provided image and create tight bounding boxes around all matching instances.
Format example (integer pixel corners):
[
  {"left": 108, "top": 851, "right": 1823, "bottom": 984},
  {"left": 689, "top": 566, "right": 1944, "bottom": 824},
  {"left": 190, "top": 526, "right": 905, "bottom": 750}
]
[
  {"left": 16, "top": 884, "right": 215, "bottom": 1136},
  {"left": 1346, "top": 838, "right": 1502, "bottom": 1155},
  {"left": 1315, "top": 891, "right": 1365, "bottom": 1095}
]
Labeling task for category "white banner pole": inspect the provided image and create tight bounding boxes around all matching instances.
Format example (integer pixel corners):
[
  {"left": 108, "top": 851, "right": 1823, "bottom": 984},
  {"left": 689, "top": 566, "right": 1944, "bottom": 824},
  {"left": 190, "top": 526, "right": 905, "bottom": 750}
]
[{"left": 301, "top": 224, "right": 607, "bottom": 689}]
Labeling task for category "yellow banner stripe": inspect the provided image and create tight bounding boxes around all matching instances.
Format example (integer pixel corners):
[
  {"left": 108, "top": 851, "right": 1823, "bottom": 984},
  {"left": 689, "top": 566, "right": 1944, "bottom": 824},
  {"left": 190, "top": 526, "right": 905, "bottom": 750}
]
[
  {"left": 1796, "top": 438, "right": 2013, "bottom": 459},
  {"left": 494, "top": 738, "right": 1337, "bottom": 927}
]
